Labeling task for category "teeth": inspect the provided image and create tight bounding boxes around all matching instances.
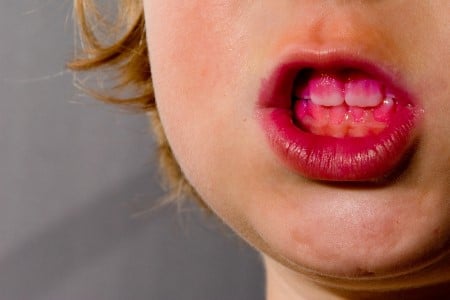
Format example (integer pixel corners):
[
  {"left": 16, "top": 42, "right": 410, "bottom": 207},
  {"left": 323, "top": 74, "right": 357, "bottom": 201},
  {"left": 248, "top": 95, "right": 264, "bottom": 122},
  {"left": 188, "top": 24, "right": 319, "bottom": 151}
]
[
  {"left": 344, "top": 76, "right": 384, "bottom": 107},
  {"left": 348, "top": 107, "right": 369, "bottom": 122},
  {"left": 293, "top": 70, "right": 397, "bottom": 137},
  {"left": 296, "top": 100, "right": 390, "bottom": 138},
  {"left": 348, "top": 126, "right": 370, "bottom": 138},
  {"left": 373, "top": 97, "right": 396, "bottom": 122},
  {"left": 297, "top": 72, "right": 387, "bottom": 107},
  {"left": 294, "top": 99, "right": 309, "bottom": 120},
  {"left": 309, "top": 102, "right": 330, "bottom": 126},
  {"left": 329, "top": 105, "right": 347, "bottom": 124},
  {"left": 370, "top": 122, "right": 386, "bottom": 135},
  {"left": 329, "top": 125, "right": 347, "bottom": 138},
  {"left": 309, "top": 73, "right": 345, "bottom": 106}
]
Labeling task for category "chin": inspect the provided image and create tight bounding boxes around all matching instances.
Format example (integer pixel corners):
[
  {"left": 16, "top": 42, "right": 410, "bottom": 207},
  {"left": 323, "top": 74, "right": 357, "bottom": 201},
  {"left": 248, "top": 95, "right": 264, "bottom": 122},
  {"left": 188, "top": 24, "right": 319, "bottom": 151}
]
[{"left": 242, "top": 179, "right": 450, "bottom": 290}]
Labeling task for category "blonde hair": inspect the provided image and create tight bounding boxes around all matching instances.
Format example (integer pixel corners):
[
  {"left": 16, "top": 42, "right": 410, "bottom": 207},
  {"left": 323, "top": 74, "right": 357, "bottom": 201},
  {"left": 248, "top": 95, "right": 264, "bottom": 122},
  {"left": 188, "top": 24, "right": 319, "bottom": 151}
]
[{"left": 68, "top": 0, "right": 204, "bottom": 208}]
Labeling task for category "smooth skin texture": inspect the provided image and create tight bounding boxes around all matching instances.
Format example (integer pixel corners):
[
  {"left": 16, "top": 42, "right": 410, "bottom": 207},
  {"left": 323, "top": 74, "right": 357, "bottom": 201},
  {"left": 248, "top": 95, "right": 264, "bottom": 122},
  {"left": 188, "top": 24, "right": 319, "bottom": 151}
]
[{"left": 143, "top": 1, "right": 450, "bottom": 299}]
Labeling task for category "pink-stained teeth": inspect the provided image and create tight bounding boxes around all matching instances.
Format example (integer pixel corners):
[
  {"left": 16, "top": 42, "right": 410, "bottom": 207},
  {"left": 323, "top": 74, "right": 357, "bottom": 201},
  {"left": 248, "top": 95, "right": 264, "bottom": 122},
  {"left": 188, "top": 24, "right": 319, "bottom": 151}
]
[
  {"left": 348, "top": 125, "right": 370, "bottom": 138},
  {"left": 309, "top": 73, "right": 345, "bottom": 106},
  {"left": 294, "top": 100, "right": 390, "bottom": 138},
  {"left": 294, "top": 71, "right": 386, "bottom": 107},
  {"left": 344, "top": 75, "right": 384, "bottom": 107},
  {"left": 309, "top": 102, "right": 330, "bottom": 124},
  {"left": 373, "top": 97, "right": 396, "bottom": 122},
  {"left": 294, "top": 99, "right": 309, "bottom": 119},
  {"left": 329, "top": 124, "right": 347, "bottom": 138},
  {"left": 348, "top": 106, "right": 366, "bottom": 122},
  {"left": 291, "top": 70, "right": 403, "bottom": 138},
  {"left": 329, "top": 105, "right": 347, "bottom": 124}
]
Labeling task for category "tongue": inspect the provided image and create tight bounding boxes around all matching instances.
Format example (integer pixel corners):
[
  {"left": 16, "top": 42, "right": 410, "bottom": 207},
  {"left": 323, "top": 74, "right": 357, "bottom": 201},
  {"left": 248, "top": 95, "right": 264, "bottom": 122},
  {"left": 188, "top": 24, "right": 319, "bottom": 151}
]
[{"left": 293, "top": 71, "right": 396, "bottom": 138}]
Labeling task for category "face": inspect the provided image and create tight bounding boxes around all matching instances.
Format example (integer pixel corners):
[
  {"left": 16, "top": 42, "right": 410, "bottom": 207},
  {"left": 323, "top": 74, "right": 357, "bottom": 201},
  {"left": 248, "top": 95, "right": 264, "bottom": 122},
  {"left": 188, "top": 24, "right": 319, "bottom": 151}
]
[{"left": 144, "top": 0, "right": 450, "bottom": 290}]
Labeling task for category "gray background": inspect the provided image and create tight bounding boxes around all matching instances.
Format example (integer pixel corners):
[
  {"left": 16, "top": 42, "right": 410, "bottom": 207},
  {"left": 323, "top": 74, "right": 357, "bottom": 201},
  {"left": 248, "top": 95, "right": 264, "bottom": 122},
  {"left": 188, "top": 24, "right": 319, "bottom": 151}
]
[{"left": 0, "top": 1, "right": 264, "bottom": 299}]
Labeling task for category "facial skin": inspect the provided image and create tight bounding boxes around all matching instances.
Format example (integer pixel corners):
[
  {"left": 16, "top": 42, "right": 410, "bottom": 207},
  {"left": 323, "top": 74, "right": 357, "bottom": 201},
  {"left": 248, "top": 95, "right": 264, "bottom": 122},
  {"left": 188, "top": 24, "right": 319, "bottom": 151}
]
[{"left": 143, "top": 1, "right": 450, "bottom": 298}]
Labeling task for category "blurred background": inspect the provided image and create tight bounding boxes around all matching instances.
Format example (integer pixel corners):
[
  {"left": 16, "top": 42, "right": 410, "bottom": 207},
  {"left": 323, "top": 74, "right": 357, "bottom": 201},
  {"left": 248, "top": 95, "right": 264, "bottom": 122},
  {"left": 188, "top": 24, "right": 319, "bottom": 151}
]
[{"left": 0, "top": 1, "right": 264, "bottom": 299}]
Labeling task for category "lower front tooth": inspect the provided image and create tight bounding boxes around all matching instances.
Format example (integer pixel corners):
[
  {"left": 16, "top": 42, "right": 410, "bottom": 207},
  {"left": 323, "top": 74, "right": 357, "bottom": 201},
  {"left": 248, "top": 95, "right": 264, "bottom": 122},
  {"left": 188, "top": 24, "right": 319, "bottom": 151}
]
[
  {"left": 349, "top": 107, "right": 366, "bottom": 122},
  {"left": 310, "top": 125, "right": 327, "bottom": 136},
  {"left": 309, "top": 102, "right": 330, "bottom": 124},
  {"left": 349, "top": 126, "right": 369, "bottom": 137},
  {"left": 328, "top": 124, "right": 348, "bottom": 138},
  {"left": 329, "top": 105, "right": 347, "bottom": 124}
]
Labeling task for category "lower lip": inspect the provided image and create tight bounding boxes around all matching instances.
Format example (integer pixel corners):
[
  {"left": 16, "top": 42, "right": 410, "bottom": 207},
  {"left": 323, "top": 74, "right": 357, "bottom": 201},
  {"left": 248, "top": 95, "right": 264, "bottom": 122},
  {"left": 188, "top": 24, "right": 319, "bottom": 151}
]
[{"left": 258, "top": 62, "right": 423, "bottom": 181}]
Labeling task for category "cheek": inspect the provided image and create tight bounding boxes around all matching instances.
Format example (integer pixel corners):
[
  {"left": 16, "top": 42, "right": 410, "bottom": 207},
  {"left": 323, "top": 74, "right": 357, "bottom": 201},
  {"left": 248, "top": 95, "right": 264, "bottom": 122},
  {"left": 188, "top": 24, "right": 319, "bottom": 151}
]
[
  {"left": 143, "top": 1, "right": 249, "bottom": 186},
  {"left": 145, "top": 1, "right": 244, "bottom": 96},
  {"left": 396, "top": 4, "right": 450, "bottom": 184}
]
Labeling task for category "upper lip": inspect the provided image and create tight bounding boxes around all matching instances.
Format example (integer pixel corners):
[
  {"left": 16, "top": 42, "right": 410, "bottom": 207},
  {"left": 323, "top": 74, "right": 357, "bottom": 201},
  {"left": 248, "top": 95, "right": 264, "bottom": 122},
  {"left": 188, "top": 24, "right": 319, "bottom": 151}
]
[{"left": 258, "top": 47, "right": 418, "bottom": 110}]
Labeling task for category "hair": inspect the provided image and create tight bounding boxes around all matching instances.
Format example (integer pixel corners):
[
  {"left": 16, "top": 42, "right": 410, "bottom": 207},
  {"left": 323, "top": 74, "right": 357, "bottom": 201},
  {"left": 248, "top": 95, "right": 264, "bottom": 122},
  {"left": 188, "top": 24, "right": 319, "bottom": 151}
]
[{"left": 68, "top": 0, "right": 205, "bottom": 209}]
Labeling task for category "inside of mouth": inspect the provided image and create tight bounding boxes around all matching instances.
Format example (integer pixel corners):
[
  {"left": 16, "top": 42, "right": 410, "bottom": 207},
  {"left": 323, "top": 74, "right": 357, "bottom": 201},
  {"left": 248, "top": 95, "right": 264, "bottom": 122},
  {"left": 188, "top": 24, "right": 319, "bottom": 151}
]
[{"left": 291, "top": 68, "right": 397, "bottom": 138}]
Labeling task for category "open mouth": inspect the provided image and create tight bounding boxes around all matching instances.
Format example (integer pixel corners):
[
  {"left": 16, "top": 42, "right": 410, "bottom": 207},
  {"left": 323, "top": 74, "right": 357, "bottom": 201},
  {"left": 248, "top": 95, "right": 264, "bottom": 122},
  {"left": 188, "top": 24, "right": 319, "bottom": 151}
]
[
  {"left": 258, "top": 56, "right": 423, "bottom": 181},
  {"left": 292, "top": 68, "right": 400, "bottom": 138}
]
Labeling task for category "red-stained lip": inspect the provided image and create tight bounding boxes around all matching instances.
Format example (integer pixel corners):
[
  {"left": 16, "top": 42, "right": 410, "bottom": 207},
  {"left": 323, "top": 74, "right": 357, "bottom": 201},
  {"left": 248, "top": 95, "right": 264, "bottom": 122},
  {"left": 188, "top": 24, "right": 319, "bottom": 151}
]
[{"left": 257, "top": 49, "right": 423, "bottom": 181}]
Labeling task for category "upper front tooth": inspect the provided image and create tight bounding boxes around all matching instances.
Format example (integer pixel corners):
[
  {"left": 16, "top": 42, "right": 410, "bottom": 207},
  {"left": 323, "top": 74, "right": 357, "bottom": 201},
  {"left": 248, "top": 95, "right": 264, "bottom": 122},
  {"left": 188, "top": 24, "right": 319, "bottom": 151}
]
[
  {"left": 345, "top": 77, "right": 383, "bottom": 107},
  {"left": 309, "top": 73, "right": 345, "bottom": 106}
]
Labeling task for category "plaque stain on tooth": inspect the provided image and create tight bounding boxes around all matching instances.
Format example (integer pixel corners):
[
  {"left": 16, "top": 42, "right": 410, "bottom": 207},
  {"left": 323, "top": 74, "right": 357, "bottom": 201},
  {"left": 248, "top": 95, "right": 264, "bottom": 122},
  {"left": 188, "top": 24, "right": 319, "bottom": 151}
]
[
  {"left": 309, "top": 72, "right": 345, "bottom": 106},
  {"left": 349, "top": 106, "right": 366, "bottom": 122},
  {"left": 291, "top": 69, "right": 402, "bottom": 138},
  {"left": 374, "top": 98, "right": 396, "bottom": 122},
  {"left": 294, "top": 100, "right": 390, "bottom": 138},
  {"left": 330, "top": 105, "right": 347, "bottom": 124},
  {"left": 344, "top": 77, "right": 384, "bottom": 107}
]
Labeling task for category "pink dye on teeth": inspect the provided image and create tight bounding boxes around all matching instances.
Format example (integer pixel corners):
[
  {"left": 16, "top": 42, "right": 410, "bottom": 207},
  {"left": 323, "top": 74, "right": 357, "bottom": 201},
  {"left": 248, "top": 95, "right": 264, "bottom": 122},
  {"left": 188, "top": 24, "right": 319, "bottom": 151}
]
[
  {"left": 294, "top": 100, "right": 394, "bottom": 138},
  {"left": 293, "top": 71, "right": 396, "bottom": 137},
  {"left": 329, "top": 105, "right": 347, "bottom": 124},
  {"left": 374, "top": 98, "right": 396, "bottom": 122},
  {"left": 309, "top": 73, "right": 345, "bottom": 106},
  {"left": 345, "top": 74, "right": 384, "bottom": 107},
  {"left": 296, "top": 71, "right": 385, "bottom": 107}
]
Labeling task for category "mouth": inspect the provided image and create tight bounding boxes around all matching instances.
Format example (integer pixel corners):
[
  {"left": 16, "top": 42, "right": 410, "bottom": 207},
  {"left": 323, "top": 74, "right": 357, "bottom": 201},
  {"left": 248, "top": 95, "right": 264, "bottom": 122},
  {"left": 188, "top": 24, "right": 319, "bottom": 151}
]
[{"left": 257, "top": 52, "right": 423, "bottom": 182}]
